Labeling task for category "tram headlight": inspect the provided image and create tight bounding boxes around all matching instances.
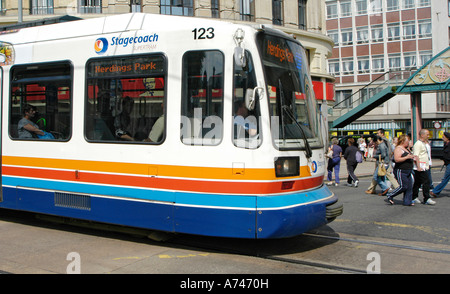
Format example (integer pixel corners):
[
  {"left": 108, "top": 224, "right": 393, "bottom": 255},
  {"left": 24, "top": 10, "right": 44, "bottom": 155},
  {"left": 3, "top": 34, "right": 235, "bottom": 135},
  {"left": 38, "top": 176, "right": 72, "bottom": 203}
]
[{"left": 274, "top": 157, "right": 300, "bottom": 177}]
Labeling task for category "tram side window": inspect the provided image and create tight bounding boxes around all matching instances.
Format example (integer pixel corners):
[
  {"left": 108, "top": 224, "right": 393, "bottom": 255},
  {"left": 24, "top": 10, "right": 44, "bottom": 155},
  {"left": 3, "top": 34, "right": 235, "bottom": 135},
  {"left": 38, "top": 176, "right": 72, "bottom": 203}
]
[
  {"left": 181, "top": 50, "right": 224, "bottom": 146},
  {"left": 10, "top": 62, "right": 72, "bottom": 140},
  {"left": 233, "top": 51, "right": 261, "bottom": 148},
  {"left": 85, "top": 55, "right": 166, "bottom": 143}
]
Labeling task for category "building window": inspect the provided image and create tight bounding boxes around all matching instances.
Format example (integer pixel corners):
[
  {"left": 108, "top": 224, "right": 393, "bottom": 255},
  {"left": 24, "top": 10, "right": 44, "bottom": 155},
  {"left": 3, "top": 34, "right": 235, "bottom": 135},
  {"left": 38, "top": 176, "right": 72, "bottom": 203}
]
[
  {"left": 181, "top": 50, "right": 224, "bottom": 146},
  {"left": 341, "top": 28, "right": 353, "bottom": 46},
  {"left": 358, "top": 56, "right": 370, "bottom": 73},
  {"left": 85, "top": 55, "right": 166, "bottom": 143},
  {"left": 402, "top": 21, "right": 416, "bottom": 40},
  {"left": 328, "top": 30, "right": 339, "bottom": 45},
  {"left": 298, "top": 0, "right": 307, "bottom": 30},
  {"left": 372, "top": 55, "right": 385, "bottom": 72},
  {"left": 419, "top": 51, "right": 432, "bottom": 66},
  {"left": 211, "top": 0, "right": 220, "bottom": 18},
  {"left": 387, "top": 0, "right": 399, "bottom": 11},
  {"left": 402, "top": 0, "right": 415, "bottom": 9},
  {"left": 357, "top": 26, "right": 369, "bottom": 44},
  {"left": 403, "top": 52, "right": 417, "bottom": 69},
  {"left": 10, "top": 61, "right": 72, "bottom": 140},
  {"left": 369, "top": 0, "right": 382, "bottom": 14},
  {"left": 79, "top": 0, "right": 101, "bottom": 13},
  {"left": 371, "top": 24, "right": 384, "bottom": 42},
  {"left": 387, "top": 22, "right": 400, "bottom": 41},
  {"left": 356, "top": 0, "right": 368, "bottom": 15},
  {"left": 340, "top": 0, "right": 352, "bottom": 17},
  {"left": 131, "top": 0, "right": 141, "bottom": 12},
  {"left": 342, "top": 57, "right": 354, "bottom": 75},
  {"left": 30, "top": 0, "right": 54, "bottom": 15},
  {"left": 437, "top": 91, "right": 450, "bottom": 112},
  {"left": 326, "top": 1, "right": 338, "bottom": 19},
  {"left": 389, "top": 53, "right": 401, "bottom": 70},
  {"left": 335, "top": 90, "right": 352, "bottom": 108},
  {"left": 273, "top": 0, "right": 283, "bottom": 25},
  {"left": 161, "top": 0, "right": 194, "bottom": 16},
  {"left": 328, "top": 59, "right": 340, "bottom": 75},
  {"left": 240, "top": 0, "right": 255, "bottom": 21},
  {"left": 418, "top": 0, "right": 431, "bottom": 6},
  {"left": 418, "top": 19, "right": 432, "bottom": 38}
]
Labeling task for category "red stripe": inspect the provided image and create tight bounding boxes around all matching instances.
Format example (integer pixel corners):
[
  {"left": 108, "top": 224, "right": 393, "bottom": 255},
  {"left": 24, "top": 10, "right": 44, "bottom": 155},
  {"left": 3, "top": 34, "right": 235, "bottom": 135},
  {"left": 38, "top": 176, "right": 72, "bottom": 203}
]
[{"left": 3, "top": 166, "right": 323, "bottom": 195}]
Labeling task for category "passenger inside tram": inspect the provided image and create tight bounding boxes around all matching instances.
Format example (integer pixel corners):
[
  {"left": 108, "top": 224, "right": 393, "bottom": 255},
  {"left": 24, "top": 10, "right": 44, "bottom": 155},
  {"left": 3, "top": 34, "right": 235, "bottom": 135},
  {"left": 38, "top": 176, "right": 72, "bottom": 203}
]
[{"left": 18, "top": 104, "right": 54, "bottom": 139}]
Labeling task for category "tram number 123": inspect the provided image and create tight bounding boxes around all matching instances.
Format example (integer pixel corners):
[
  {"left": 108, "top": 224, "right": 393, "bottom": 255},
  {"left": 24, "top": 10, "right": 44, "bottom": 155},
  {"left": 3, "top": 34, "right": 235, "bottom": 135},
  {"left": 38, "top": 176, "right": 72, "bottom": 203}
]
[{"left": 192, "top": 27, "right": 215, "bottom": 40}]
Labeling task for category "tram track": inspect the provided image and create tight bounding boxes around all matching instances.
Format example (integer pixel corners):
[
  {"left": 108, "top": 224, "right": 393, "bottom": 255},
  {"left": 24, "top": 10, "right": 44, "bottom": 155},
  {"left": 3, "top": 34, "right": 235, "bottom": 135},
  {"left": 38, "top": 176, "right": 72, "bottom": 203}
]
[
  {"left": 1, "top": 209, "right": 449, "bottom": 274},
  {"left": 166, "top": 230, "right": 450, "bottom": 274},
  {"left": 303, "top": 232, "right": 450, "bottom": 255}
]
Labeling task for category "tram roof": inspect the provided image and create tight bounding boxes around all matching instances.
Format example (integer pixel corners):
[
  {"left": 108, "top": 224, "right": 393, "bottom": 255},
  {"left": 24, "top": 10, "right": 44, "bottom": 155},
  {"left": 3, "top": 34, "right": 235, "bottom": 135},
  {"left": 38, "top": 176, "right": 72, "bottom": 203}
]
[
  {"left": 0, "top": 13, "right": 298, "bottom": 46},
  {"left": 0, "top": 15, "right": 82, "bottom": 32}
]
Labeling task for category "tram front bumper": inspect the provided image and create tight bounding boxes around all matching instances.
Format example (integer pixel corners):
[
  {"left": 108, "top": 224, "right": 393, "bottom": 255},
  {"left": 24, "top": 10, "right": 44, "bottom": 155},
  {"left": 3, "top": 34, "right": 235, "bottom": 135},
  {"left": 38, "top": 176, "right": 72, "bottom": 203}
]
[{"left": 326, "top": 201, "right": 343, "bottom": 223}]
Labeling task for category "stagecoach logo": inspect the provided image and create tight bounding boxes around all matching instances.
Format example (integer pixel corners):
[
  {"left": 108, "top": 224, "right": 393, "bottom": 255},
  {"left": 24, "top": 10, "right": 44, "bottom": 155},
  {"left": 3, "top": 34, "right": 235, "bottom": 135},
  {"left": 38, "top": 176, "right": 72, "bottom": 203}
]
[
  {"left": 94, "top": 34, "right": 159, "bottom": 54},
  {"left": 94, "top": 38, "right": 108, "bottom": 55}
]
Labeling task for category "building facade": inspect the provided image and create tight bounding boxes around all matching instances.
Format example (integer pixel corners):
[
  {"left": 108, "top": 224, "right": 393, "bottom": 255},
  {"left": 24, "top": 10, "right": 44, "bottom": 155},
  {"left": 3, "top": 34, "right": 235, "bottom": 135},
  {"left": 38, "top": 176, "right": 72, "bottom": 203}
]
[
  {"left": 326, "top": 0, "right": 450, "bottom": 139},
  {"left": 0, "top": 0, "right": 336, "bottom": 107}
]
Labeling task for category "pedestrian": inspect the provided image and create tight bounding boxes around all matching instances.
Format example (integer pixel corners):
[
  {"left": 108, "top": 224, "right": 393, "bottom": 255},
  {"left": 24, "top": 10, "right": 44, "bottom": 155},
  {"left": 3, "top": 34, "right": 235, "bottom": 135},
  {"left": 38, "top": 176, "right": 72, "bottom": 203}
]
[
  {"left": 375, "top": 135, "right": 391, "bottom": 195},
  {"left": 430, "top": 132, "right": 450, "bottom": 197},
  {"left": 326, "top": 137, "right": 342, "bottom": 186},
  {"left": 365, "top": 129, "right": 399, "bottom": 195},
  {"left": 412, "top": 129, "right": 436, "bottom": 205},
  {"left": 358, "top": 138, "right": 366, "bottom": 161},
  {"left": 377, "top": 129, "right": 399, "bottom": 190},
  {"left": 344, "top": 138, "right": 359, "bottom": 187},
  {"left": 386, "top": 135, "right": 416, "bottom": 206},
  {"left": 367, "top": 137, "right": 375, "bottom": 161},
  {"left": 424, "top": 135, "right": 434, "bottom": 191}
]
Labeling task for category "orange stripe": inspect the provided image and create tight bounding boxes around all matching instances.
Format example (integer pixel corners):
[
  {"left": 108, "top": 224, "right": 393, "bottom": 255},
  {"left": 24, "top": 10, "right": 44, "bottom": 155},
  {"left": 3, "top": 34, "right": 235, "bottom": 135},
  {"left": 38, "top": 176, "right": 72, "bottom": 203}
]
[{"left": 2, "top": 155, "right": 312, "bottom": 181}]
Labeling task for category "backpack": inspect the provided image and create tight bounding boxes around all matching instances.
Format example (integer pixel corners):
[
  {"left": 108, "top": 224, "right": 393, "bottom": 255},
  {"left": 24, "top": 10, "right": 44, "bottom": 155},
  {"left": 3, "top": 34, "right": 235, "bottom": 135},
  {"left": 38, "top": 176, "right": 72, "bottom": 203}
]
[{"left": 355, "top": 151, "right": 363, "bottom": 163}]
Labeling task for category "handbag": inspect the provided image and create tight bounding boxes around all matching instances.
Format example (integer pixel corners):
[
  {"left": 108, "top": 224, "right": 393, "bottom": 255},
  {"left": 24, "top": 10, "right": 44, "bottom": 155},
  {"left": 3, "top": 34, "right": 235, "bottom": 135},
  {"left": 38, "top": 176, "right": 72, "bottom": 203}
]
[
  {"left": 377, "top": 155, "right": 387, "bottom": 176},
  {"left": 326, "top": 146, "right": 333, "bottom": 158}
]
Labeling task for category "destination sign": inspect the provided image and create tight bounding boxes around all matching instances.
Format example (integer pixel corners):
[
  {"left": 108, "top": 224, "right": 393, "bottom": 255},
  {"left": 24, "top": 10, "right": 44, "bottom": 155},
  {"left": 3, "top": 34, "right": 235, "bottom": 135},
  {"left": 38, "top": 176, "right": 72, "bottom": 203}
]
[{"left": 88, "top": 55, "right": 164, "bottom": 78}]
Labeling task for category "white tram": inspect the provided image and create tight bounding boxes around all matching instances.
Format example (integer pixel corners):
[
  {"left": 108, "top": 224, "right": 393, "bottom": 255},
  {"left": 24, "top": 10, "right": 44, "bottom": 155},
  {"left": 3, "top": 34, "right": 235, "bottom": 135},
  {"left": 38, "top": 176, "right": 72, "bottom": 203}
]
[{"left": 0, "top": 13, "right": 342, "bottom": 238}]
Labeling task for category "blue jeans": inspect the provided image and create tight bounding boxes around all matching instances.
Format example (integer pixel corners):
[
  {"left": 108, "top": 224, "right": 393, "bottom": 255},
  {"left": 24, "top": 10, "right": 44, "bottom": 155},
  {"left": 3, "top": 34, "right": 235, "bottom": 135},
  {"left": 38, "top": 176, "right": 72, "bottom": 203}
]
[
  {"left": 373, "top": 164, "right": 389, "bottom": 191},
  {"left": 432, "top": 165, "right": 450, "bottom": 195},
  {"left": 327, "top": 157, "right": 341, "bottom": 183}
]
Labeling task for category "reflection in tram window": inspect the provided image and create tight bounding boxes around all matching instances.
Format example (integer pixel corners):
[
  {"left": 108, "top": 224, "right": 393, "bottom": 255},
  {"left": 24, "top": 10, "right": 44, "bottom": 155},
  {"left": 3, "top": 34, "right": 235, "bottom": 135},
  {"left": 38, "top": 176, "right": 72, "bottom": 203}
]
[
  {"left": 232, "top": 51, "right": 261, "bottom": 149},
  {"left": 85, "top": 54, "right": 166, "bottom": 143},
  {"left": 9, "top": 61, "right": 72, "bottom": 140},
  {"left": 181, "top": 50, "right": 224, "bottom": 146}
]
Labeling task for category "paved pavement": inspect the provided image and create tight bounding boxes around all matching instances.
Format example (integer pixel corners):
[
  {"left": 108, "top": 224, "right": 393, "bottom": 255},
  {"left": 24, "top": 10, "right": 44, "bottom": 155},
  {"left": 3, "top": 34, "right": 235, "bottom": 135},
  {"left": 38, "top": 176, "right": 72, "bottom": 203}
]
[{"left": 324, "top": 157, "right": 445, "bottom": 183}]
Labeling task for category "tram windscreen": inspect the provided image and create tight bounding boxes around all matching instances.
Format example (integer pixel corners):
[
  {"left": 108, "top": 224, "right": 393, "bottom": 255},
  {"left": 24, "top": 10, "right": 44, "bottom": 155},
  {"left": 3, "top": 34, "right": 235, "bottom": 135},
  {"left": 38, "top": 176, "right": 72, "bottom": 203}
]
[{"left": 257, "top": 33, "right": 322, "bottom": 150}]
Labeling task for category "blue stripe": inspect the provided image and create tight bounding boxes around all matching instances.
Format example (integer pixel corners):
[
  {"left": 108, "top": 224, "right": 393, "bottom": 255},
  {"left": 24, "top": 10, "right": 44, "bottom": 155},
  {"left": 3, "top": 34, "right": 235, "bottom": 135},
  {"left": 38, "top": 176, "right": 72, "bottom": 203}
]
[{"left": 2, "top": 176, "right": 333, "bottom": 210}]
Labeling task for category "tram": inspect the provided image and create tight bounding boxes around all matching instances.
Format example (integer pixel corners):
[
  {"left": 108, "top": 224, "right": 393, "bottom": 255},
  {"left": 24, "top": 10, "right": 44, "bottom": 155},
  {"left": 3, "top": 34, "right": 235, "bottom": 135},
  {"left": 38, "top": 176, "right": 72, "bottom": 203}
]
[{"left": 0, "top": 13, "right": 342, "bottom": 239}]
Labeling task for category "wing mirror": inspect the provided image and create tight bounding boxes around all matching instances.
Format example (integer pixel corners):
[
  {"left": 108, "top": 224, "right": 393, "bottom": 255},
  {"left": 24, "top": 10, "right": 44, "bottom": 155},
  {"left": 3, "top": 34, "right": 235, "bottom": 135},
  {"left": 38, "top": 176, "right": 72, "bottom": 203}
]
[{"left": 245, "top": 87, "right": 264, "bottom": 111}]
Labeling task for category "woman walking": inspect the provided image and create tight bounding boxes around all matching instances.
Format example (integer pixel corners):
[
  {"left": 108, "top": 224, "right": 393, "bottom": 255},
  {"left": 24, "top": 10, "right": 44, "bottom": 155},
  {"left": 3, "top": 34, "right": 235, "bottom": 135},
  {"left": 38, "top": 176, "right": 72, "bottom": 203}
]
[
  {"left": 327, "top": 138, "right": 342, "bottom": 186},
  {"left": 386, "top": 135, "right": 417, "bottom": 206},
  {"left": 373, "top": 136, "right": 390, "bottom": 195}
]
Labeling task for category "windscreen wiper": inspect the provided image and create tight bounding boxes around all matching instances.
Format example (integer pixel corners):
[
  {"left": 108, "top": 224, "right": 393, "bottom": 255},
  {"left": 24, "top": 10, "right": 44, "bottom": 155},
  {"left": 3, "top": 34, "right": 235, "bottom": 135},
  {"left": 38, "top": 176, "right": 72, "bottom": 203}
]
[{"left": 281, "top": 105, "right": 313, "bottom": 159}]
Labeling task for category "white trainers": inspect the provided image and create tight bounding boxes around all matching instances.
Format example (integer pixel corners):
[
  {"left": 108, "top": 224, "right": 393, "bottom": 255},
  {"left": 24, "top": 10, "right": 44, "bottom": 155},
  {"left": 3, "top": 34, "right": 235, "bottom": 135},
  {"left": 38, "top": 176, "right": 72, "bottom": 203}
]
[
  {"left": 412, "top": 198, "right": 421, "bottom": 204},
  {"left": 424, "top": 199, "right": 436, "bottom": 205},
  {"left": 354, "top": 180, "right": 359, "bottom": 187}
]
